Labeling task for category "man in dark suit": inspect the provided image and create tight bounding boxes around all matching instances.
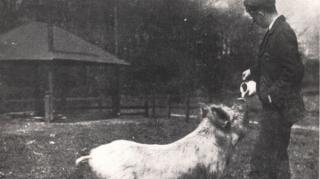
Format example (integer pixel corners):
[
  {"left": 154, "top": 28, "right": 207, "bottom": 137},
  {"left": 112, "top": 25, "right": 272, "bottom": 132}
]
[{"left": 242, "top": 0, "right": 305, "bottom": 178}]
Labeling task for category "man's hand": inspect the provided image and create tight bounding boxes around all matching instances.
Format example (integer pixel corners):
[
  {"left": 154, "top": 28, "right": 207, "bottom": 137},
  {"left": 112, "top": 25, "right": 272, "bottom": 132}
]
[{"left": 242, "top": 69, "right": 251, "bottom": 81}]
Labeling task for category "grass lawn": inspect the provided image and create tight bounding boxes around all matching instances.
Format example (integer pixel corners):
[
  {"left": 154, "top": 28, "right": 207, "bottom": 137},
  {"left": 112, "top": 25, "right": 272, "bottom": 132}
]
[{"left": 0, "top": 95, "right": 318, "bottom": 179}]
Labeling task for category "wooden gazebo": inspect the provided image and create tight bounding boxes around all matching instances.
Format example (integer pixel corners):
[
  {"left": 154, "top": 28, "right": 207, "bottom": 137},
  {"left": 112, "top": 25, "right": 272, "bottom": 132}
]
[{"left": 0, "top": 21, "right": 128, "bottom": 121}]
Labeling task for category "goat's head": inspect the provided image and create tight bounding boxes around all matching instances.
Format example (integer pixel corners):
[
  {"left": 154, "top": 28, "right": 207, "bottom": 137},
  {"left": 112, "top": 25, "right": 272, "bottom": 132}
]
[{"left": 199, "top": 99, "right": 248, "bottom": 146}]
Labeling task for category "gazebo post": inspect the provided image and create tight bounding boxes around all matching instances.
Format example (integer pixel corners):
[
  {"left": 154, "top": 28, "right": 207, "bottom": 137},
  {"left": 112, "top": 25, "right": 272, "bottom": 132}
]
[
  {"left": 44, "top": 63, "right": 54, "bottom": 122},
  {"left": 44, "top": 21, "right": 54, "bottom": 122},
  {"left": 112, "top": 65, "right": 120, "bottom": 117},
  {"left": 34, "top": 62, "right": 44, "bottom": 116}
]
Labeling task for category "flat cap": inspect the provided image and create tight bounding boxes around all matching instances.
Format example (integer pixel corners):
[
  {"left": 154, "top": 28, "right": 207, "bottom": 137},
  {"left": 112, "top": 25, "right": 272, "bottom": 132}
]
[{"left": 243, "top": 0, "right": 275, "bottom": 8}]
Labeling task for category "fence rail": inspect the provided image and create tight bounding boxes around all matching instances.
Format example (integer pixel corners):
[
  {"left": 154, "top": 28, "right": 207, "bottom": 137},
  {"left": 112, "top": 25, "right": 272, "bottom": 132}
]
[{"left": 0, "top": 95, "right": 205, "bottom": 121}]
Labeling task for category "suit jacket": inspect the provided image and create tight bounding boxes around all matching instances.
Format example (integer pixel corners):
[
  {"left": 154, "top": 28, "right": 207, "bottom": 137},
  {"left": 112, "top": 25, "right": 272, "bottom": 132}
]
[{"left": 250, "top": 15, "right": 305, "bottom": 124}]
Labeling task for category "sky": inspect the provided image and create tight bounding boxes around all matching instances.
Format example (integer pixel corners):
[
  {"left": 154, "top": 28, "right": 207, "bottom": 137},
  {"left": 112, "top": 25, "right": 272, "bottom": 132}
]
[
  {"left": 277, "top": 0, "right": 319, "bottom": 59},
  {"left": 277, "top": 0, "right": 319, "bottom": 33}
]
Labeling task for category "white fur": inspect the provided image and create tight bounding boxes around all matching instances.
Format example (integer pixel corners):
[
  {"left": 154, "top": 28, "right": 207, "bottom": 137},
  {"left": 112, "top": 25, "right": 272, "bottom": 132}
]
[{"left": 76, "top": 104, "right": 246, "bottom": 179}]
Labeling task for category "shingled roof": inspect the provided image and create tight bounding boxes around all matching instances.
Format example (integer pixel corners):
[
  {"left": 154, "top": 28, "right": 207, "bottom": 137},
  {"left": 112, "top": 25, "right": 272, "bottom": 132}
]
[{"left": 0, "top": 21, "right": 128, "bottom": 65}]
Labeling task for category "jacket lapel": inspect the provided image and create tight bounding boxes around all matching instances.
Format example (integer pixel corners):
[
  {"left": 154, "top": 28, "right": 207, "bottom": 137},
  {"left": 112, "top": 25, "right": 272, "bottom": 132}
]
[
  {"left": 259, "top": 29, "right": 270, "bottom": 55},
  {"left": 258, "top": 15, "right": 286, "bottom": 56}
]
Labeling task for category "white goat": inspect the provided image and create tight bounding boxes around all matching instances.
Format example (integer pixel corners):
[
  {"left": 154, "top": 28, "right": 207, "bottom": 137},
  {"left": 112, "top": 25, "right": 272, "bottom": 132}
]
[{"left": 75, "top": 101, "right": 248, "bottom": 179}]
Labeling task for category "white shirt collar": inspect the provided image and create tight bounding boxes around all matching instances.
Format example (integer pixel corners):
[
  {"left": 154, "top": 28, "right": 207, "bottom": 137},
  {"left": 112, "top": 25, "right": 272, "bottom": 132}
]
[{"left": 268, "top": 15, "right": 280, "bottom": 30}]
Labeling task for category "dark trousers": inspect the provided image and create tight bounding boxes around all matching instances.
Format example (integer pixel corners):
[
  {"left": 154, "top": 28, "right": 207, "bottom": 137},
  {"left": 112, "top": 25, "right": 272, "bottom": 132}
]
[{"left": 249, "top": 107, "right": 292, "bottom": 179}]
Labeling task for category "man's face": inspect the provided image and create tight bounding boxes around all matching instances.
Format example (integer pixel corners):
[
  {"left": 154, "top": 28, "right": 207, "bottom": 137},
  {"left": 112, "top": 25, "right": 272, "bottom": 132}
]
[{"left": 246, "top": 7, "right": 269, "bottom": 28}]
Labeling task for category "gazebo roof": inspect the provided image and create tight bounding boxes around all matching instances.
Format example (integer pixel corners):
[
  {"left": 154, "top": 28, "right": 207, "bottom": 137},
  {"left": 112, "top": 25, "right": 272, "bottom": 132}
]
[{"left": 0, "top": 21, "right": 128, "bottom": 65}]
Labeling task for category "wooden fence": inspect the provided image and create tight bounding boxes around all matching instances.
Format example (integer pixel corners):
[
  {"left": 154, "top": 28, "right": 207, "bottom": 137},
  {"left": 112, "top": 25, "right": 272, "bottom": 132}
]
[{"left": 0, "top": 95, "right": 208, "bottom": 121}]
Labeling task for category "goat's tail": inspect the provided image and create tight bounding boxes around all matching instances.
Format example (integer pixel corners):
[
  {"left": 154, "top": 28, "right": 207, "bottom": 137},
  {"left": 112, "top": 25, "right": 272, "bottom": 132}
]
[{"left": 75, "top": 155, "right": 91, "bottom": 166}]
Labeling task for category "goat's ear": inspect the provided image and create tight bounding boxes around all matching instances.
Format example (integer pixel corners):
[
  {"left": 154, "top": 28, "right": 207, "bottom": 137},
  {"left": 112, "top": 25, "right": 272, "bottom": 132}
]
[
  {"left": 199, "top": 103, "right": 209, "bottom": 118},
  {"left": 210, "top": 105, "right": 230, "bottom": 121}
]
